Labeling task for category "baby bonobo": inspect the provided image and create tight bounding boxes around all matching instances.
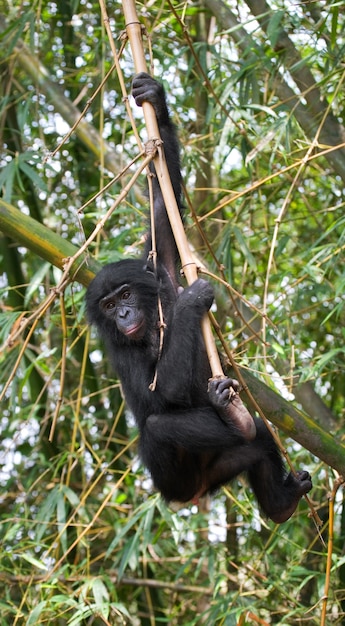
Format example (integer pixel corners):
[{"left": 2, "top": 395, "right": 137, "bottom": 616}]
[{"left": 86, "top": 72, "right": 312, "bottom": 523}]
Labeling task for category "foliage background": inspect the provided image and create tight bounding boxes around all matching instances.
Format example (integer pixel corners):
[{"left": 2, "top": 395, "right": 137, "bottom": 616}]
[{"left": 1, "top": 0, "right": 345, "bottom": 624}]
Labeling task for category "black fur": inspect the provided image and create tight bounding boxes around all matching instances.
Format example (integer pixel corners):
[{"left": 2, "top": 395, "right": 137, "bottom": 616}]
[{"left": 86, "top": 73, "right": 312, "bottom": 523}]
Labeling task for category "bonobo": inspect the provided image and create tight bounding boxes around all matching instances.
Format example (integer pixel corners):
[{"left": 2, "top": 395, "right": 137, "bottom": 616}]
[{"left": 86, "top": 72, "right": 312, "bottom": 523}]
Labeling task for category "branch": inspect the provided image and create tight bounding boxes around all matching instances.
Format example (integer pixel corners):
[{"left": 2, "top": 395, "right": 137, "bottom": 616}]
[
  {"left": 0, "top": 571, "right": 213, "bottom": 595},
  {"left": 0, "top": 199, "right": 99, "bottom": 286},
  {"left": 236, "top": 366, "right": 345, "bottom": 475}
]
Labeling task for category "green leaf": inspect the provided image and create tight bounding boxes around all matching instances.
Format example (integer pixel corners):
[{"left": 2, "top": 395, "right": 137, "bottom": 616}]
[
  {"left": 20, "top": 553, "right": 47, "bottom": 571},
  {"left": 233, "top": 226, "right": 257, "bottom": 270},
  {"left": 27, "top": 601, "right": 47, "bottom": 625},
  {"left": 267, "top": 11, "right": 284, "bottom": 48},
  {"left": 24, "top": 262, "right": 50, "bottom": 306},
  {"left": 91, "top": 578, "right": 109, "bottom": 606}
]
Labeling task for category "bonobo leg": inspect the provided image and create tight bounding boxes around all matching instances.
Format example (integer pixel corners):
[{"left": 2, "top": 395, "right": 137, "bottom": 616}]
[
  {"left": 139, "top": 424, "right": 204, "bottom": 502},
  {"left": 143, "top": 412, "right": 312, "bottom": 522},
  {"left": 208, "top": 377, "right": 256, "bottom": 441},
  {"left": 191, "top": 419, "right": 312, "bottom": 522},
  {"left": 145, "top": 407, "right": 244, "bottom": 450},
  {"left": 141, "top": 407, "right": 246, "bottom": 502},
  {"left": 246, "top": 420, "right": 312, "bottom": 522}
]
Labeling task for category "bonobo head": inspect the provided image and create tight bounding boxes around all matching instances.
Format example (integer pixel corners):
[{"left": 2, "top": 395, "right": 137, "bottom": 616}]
[
  {"left": 99, "top": 282, "right": 147, "bottom": 340},
  {"left": 86, "top": 259, "right": 159, "bottom": 344}
]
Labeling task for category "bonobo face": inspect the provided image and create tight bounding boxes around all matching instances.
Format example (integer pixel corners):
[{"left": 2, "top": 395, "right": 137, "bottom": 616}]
[{"left": 100, "top": 284, "right": 146, "bottom": 340}]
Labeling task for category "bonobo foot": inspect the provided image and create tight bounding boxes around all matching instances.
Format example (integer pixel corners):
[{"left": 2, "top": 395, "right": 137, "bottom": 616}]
[
  {"left": 208, "top": 377, "right": 256, "bottom": 441},
  {"left": 269, "top": 470, "right": 312, "bottom": 523}
]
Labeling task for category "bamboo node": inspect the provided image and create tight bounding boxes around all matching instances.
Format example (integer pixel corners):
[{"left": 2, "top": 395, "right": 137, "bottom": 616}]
[
  {"left": 144, "top": 137, "right": 162, "bottom": 157},
  {"left": 180, "top": 261, "right": 198, "bottom": 276}
]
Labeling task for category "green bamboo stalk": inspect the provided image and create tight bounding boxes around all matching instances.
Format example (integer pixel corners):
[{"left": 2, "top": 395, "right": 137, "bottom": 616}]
[
  {"left": 0, "top": 199, "right": 100, "bottom": 286},
  {"left": 237, "top": 367, "right": 345, "bottom": 476}
]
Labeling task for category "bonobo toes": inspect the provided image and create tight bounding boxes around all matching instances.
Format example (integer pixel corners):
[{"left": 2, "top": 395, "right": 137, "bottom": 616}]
[
  {"left": 208, "top": 377, "right": 256, "bottom": 441},
  {"left": 269, "top": 470, "right": 313, "bottom": 524},
  {"left": 294, "top": 470, "right": 313, "bottom": 495}
]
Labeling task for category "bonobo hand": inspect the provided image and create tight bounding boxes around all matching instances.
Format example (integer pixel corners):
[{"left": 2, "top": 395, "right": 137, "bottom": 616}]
[
  {"left": 208, "top": 377, "right": 256, "bottom": 441},
  {"left": 177, "top": 278, "right": 214, "bottom": 312},
  {"left": 132, "top": 72, "right": 168, "bottom": 122}
]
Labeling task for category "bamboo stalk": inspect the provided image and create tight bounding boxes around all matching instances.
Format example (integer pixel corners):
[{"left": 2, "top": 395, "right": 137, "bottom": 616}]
[
  {"left": 0, "top": 199, "right": 99, "bottom": 286},
  {"left": 121, "top": 0, "right": 224, "bottom": 378}
]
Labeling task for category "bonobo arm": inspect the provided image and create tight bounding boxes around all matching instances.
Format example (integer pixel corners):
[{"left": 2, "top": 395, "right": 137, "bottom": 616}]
[
  {"left": 132, "top": 71, "right": 181, "bottom": 199},
  {"left": 132, "top": 72, "right": 182, "bottom": 283},
  {"left": 156, "top": 279, "right": 256, "bottom": 440},
  {"left": 155, "top": 279, "right": 214, "bottom": 402}
]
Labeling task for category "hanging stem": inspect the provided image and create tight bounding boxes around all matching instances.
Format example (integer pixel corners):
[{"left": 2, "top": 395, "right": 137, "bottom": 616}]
[
  {"left": 147, "top": 169, "right": 167, "bottom": 391},
  {"left": 320, "top": 475, "right": 344, "bottom": 626}
]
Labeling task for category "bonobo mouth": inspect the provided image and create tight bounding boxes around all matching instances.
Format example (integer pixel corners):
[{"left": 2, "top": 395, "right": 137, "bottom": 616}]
[{"left": 123, "top": 320, "right": 146, "bottom": 340}]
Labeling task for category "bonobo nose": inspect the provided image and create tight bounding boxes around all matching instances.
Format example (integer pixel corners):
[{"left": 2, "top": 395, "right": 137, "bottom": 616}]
[{"left": 119, "top": 307, "right": 129, "bottom": 318}]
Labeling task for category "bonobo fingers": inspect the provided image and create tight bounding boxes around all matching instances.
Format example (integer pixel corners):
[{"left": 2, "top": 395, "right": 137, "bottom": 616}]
[
  {"left": 208, "top": 377, "right": 256, "bottom": 441},
  {"left": 132, "top": 72, "right": 163, "bottom": 108},
  {"left": 209, "top": 378, "right": 240, "bottom": 406}
]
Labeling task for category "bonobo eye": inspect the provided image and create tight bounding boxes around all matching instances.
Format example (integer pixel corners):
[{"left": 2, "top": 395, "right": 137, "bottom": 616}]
[
  {"left": 100, "top": 295, "right": 116, "bottom": 312},
  {"left": 121, "top": 291, "right": 131, "bottom": 300},
  {"left": 104, "top": 301, "right": 115, "bottom": 310}
]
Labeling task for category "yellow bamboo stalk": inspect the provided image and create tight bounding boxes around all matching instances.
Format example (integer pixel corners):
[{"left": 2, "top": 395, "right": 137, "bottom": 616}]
[{"left": 121, "top": 0, "right": 224, "bottom": 378}]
